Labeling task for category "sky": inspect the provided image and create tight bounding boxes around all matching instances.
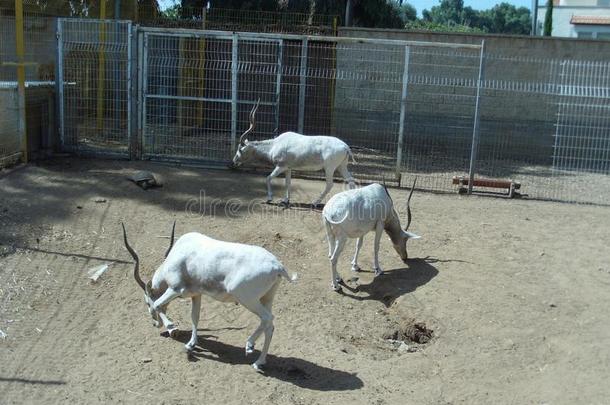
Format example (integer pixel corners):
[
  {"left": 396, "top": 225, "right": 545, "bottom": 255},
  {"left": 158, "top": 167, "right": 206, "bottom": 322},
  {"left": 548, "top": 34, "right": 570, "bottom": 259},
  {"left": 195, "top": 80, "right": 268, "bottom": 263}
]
[{"left": 408, "top": 0, "right": 532, "bottom": 16}]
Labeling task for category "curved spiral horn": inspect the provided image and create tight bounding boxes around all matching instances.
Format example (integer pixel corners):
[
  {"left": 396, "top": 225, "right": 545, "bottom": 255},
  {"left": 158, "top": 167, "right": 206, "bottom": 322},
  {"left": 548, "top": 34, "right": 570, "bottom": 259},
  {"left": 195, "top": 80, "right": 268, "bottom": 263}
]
[
  {"left": 238, "top": 98, "right": 260, "bottom": 146},
  {"left": 121, "top": 223, "right": 145, "bottom": 291},
  {"left": 164, "top": 221, "right": 176, "bottom": 259},
  {"left": 404, "top": 177, "right": 417, "bottom": 231}
]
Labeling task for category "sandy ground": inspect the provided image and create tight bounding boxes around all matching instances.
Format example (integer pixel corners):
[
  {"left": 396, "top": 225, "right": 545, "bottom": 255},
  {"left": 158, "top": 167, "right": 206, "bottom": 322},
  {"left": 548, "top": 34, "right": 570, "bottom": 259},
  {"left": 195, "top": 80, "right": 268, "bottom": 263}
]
[{"left": 1, "top": 158, "right": 609, "bottom": 405}]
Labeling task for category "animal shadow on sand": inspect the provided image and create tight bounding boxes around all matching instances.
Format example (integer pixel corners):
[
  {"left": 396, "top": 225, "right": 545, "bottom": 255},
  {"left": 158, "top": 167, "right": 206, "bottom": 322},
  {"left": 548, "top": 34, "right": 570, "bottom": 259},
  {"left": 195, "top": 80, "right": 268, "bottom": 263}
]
[
  {"left": 338, "top": 258, "right": 439, "bottom": 307},
  {"left": 169, "top": 332, "right": 363, "bottom": 391}
]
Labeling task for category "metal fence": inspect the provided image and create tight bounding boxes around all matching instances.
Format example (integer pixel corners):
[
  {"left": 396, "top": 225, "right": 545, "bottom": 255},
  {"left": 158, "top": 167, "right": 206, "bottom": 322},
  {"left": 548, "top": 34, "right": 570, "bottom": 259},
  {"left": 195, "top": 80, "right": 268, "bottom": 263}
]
[
  {"left": 0, "top": 10, "right": 56, "bottom": 167},
  {"left": 57, "top": 19, "right": 132, "bottom": 156},
  {"left": 54, "top": 19, "right": 610, "bottom": 205}
]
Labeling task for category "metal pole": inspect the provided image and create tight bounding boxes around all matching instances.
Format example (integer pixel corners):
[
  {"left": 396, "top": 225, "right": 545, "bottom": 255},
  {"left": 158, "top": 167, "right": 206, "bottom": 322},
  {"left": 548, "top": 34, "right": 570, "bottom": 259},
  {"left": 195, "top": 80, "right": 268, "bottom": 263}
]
[
  {"left": 127, "top": 22, "right": 135, "bottom": 159},
  {"left": 97, "top": 1, "right": 107, "bottom": 130},
  {"left": 231, "top": 33, "right": 238, "bottom": 154},
  {"left": 531, "top": 0, "right": 538, "bottom": 36},
  {"left": 140, "top": 33, "right": 149, "bottom": 156},
  {"left": 56, "top": 19, "right": 65, "bottom": 150},
  {"left": 197, "top": 7, "right": 207, "bottom": 127},
  {"left": 15, "top": 0, "right": 27, "bottom": 163},
  {"left": 396, "top": 45, "right": 410, "bottom": 180},
  {"left": 275, "top": 39, "right": 283, "bottom": 134},
  {"left": 298, "top": 38, "right": 308, "bottom": 134},
  {"left": 467, "top": 40, "right": 486, "bottom": 194}
]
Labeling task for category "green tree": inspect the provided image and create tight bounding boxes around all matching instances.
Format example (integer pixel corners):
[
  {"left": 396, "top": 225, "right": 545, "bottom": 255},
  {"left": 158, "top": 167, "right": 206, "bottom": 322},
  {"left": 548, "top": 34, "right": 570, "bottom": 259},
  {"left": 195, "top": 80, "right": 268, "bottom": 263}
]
[
  {"left": 543, "top": 0, "right": 553, "bottom": 36},
  {"left": 396, "top": 1, "right": 417, "bottom": 23},
  {"left": 479, "top": 3, "right": 530, "bottom": 35},
  {"left": 423, "top": 0, "right": 465, "bottom": 26}
]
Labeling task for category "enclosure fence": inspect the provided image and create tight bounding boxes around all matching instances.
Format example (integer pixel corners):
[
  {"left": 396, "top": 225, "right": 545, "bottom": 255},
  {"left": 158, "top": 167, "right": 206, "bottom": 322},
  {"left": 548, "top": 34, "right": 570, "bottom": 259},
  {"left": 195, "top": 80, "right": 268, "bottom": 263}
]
[{"left": 2, "top": 16, "right": 605, "bottom": 206}]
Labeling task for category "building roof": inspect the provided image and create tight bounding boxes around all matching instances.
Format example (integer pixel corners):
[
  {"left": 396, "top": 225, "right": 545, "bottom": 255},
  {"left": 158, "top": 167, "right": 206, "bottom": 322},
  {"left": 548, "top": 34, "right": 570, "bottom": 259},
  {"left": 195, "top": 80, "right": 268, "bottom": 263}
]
[{"left": 570, "top": 15, "right": 610, "bottom": 25}]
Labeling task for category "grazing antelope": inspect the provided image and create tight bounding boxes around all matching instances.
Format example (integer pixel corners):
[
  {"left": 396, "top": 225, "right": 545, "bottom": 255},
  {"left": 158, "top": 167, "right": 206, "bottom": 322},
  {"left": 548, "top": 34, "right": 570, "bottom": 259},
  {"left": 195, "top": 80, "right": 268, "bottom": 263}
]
[
  {"left": 322, "top": 179, "right": 420, "bottom": 291},
  {"left": 121, "top": 222, "right": 297, "bottom": 370},
  {"left": 231, "top": 100, "right": 356, "bottom": 205}
]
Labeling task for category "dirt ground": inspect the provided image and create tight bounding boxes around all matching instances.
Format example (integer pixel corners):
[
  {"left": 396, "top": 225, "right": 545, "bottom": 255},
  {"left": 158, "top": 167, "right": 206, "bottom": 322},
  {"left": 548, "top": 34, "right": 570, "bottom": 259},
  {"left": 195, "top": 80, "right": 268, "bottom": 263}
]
[{"left": 1, "top": 158, "right": 609, "bottom": 405}]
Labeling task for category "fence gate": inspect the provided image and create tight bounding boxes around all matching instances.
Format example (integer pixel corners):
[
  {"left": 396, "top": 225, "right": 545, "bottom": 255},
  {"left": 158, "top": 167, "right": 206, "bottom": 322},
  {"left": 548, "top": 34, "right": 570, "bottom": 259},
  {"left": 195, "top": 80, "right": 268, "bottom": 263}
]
[
  {"left": 57, "top": 19, "right": 132, "bottom": 156},
  {"left": 139, "top": 29, "right": 282, "bottom": 164}
]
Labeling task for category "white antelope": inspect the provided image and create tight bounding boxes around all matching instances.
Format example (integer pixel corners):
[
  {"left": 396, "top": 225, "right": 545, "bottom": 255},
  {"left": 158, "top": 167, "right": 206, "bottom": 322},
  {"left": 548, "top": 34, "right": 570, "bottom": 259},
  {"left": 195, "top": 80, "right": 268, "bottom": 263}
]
[
  {"left": 231, "top": 100, "right": 356, "bottom": 205},
  {"left": 322, "top": 180, "right": 421, "bottom": 291},
  {"left": 121, "top": 222, "right": 296, "bottom": 370}
]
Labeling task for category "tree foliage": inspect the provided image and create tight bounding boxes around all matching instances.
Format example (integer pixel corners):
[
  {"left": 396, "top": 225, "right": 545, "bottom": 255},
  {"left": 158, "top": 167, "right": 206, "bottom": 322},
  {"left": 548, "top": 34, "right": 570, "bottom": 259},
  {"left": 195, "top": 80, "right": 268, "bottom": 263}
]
[
  {"left": 543, "top": 0, "right": 553, "bottom": 36},
  {"left": 422, "top": 0, "right": 531, "bottom": 35}
]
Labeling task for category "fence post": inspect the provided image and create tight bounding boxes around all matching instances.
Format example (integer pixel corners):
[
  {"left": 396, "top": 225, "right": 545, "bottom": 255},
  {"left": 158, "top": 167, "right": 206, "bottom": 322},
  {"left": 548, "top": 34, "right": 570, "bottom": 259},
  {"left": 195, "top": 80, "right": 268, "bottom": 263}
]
[
  {"left": 274, "top": 40, "right": 283, "bottom": 134},
  {"left": 15, "top": 0, "right": 27, "bottom": 163},
  {"left": 97, "top": 0, "right": 107, "bottom": 130},
  {"left": 55, "top": 19, "right": 65, "bottom": 151},
  {"left": 298, "top": 38, "right": 308, "bottom": 134},
  {"left": 231, "top": 33, "right": 238, "bottom": 154},
  {"left": 128, "top": 23, "right": 138, "bottom": 159},
  {"left": 396, "top": 45, "right": 410, "bottom": 182},
  {"left": 140, "top": 32, "right": 148, "bottom": 155},
  {"left": 467, "top": 40, "right": 486, "bottom": 194}
]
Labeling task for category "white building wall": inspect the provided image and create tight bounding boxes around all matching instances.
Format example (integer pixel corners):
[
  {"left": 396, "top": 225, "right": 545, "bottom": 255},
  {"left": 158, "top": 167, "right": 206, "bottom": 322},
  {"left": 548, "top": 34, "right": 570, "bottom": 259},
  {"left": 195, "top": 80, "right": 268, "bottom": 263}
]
[{"left": 537, "top": 5, "right": 610, "bottom": 37}]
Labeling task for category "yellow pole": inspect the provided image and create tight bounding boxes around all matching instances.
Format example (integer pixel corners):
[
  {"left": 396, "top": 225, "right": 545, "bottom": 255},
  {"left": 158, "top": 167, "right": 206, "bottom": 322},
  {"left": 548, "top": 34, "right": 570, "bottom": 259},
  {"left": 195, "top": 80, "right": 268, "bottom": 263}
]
[
  {"left": 330, "top": 16, "right": 338, "bottom": 135},
  {"left": 97, "top": 0, "right": 107, "bottom": 130},
  {"left": 197, "top": 7, "right": 207, "bottom": 127},
  {"left": 177, "top": 38, "right": 184, "bottom": 130},
  {"left": 133, "top": 0, "right": 138, "bottom": 22},
  {"left": 15, "top": 0, "right": 27, "bottom": 163}
]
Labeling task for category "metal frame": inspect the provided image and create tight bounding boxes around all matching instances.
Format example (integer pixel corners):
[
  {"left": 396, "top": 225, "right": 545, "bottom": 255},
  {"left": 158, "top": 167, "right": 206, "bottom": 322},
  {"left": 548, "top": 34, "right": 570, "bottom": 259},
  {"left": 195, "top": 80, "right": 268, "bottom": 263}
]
[
  {"left": 395, "top": 45, "right": 410, "bottom": 179},
  {"left": 467, "top": 40, "right": 486, "bottom": 194}
]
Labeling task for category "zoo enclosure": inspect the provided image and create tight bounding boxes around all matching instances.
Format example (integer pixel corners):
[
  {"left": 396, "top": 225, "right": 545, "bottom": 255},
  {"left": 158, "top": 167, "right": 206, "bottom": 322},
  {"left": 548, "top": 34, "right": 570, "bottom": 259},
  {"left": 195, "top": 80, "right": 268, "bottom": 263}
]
[{"left": 4, "top": 15, "right": 610, "bottom": 206}]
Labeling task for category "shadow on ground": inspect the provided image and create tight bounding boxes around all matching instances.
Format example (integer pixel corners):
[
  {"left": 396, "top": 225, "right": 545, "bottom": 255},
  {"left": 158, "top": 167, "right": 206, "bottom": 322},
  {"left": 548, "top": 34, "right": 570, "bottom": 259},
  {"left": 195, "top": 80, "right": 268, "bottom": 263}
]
[
  {"left": 338, "top": 258, "right": 439, "bottom": 307},
  {"left": 168, "top": 333, "right": 363, "bottom": 391}
]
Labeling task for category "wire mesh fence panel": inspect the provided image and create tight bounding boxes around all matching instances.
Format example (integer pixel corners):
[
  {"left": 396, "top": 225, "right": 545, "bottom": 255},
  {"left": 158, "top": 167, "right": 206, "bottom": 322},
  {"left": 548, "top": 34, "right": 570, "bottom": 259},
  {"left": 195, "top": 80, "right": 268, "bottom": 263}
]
[
  {"left": 142, "top": 33, "right": 232, "bottom": 161},
  {"left": 399, "top": 46, "right": 481, "bottom": 190},
  {"left": 0, "top": 13, "right": 20, "bottom": 167},
  {"left": 545, "top": 59, "right": 610, "bottom": 204},
  {"left": 0, "top": 11, "right": 57, "bottom": 167},
  {"left": 461, "top": 55, "right": 610, "bottom": 205},
  {"left": 142, "top": 32, "right": 281, "bottom": 163},
  {"left": 58, "top": 18, "right": 131, "bottom": 156}
]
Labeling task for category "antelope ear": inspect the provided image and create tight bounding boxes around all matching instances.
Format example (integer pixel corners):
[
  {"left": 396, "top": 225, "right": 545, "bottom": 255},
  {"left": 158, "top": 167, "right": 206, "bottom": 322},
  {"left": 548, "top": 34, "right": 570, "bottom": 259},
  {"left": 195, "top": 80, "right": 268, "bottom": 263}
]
[{"left": 404, "top": 231, "right": 421, "bottom": 240}]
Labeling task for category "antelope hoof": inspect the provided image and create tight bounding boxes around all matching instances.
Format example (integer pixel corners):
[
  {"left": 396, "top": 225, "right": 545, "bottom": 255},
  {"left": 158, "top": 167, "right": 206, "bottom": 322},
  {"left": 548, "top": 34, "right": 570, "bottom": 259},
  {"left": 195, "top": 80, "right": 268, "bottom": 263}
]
[
  {"left": 374, "top": 268, "right": 384, "bottom": 277},
  {"left": 185, "top": 340, "right": 197, "bottom": 352},
  {"left": 167, "top": 326, "right": 179, "bottom": 338},
  {"left": 331, "top": 283, "right": 342, "bottom": 292},
  {"left": 252, "top": 361, "right": 266, "bottom": 372},
  {"left": 245, "top": 341, "right": 255, "bottom": 355},
  {"left": 351, "top": 264, "right": 361, "bottom": 272}
]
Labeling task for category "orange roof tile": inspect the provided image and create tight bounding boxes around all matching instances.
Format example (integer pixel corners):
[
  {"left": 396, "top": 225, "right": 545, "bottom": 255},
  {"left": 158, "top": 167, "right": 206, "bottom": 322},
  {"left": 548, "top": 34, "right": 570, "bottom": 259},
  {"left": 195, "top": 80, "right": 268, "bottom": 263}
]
[{"left": 571, "top": 15, "right": 610, "bottom": 25}]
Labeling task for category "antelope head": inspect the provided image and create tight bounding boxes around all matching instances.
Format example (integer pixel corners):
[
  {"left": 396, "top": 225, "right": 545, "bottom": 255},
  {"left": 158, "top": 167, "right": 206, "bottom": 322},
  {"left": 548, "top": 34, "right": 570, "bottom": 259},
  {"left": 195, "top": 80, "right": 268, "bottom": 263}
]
[
  {"left": 391, "top": 178, "right": 421, "bottom": 262},
  {"left": 121, "top": 221, "right": 175, "bottom": 327}
]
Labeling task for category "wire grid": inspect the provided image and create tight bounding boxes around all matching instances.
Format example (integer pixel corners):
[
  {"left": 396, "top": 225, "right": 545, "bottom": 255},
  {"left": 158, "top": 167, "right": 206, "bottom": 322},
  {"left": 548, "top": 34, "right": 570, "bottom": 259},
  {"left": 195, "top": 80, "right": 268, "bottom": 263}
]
[
  {"left": 0, "top": 13, "right": 20, "bottom": 167},
  {"left": 459, "top": 55, "right": 610, "bottom": 205},
  {"left": 59, "top": 19, "right": 131, "bottom": 155},
  {"left": 399, "top": 46, "right": 480, "bottom": 190},
  {"left": 144, "top": 34, "right": 232, "bottom": 161},
  {"left": 205, "top": 8, "right": 337, "bottom": 35},
  {"left": 0, "top": 12, "right": 56, "bottom": 167},
  {"left": 136, "top": 6, "right": 337, "bottom": 35}
]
